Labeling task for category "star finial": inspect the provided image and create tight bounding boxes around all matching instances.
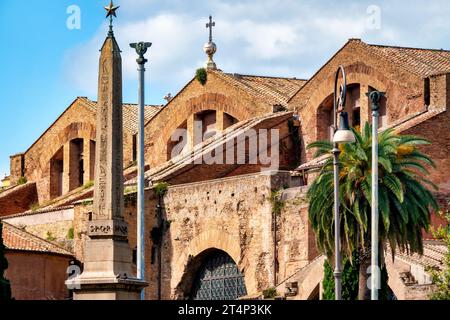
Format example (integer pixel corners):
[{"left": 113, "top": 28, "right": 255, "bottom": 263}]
[
  {"left": 104, "top": 1, "right": 120, "bottom": 36},
  {"left": 105, "top": 0, "right": 120, "bottom": 18}
]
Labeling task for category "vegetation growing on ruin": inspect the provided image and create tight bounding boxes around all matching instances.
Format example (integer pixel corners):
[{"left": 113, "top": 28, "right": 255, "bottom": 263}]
[
  {"left": 262, "top": 287, "right": 278, "bottom": 299},
  {"left": 307, "top": 123, "right": 438, "bottom": 299},
  {"left": 270, "top": 189, "right": 286, "bottom": 216},
  {"left": 196, "top": 68, "right": 208, "bottom": 86},
  {"left": 46, "top": 231, "right": 56, "bottom": 242},
  {"left": 82, "top": 180, "right": 94, "bottom": 189},
  {"left": 67, "top": 227, "right": 74, "bottom": 240},
  {"left": 154, "top": 182, "right": 170, "bottom": 197}
]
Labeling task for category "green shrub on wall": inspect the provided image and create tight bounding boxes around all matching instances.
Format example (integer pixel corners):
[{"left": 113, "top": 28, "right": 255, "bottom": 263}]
[
  {"left": 196, "top": 68, "right": 208, "bottom": 86},
  {"left": 322, "top": 251, "right": 390, "bottom": 300},
  {"left": 322, "top": 254, "right": 359, "bottom": 300}
]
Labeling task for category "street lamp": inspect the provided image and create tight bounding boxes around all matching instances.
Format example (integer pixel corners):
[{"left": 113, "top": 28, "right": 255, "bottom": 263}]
[
  {"left": 130, "top": 41, "right": 152, "bottom": 301},
  {"left": 331, "top": 66, "right": 355, "bottom": 300},
  {"left": 368, "top": 90, "right": 384, "bottom": 300}
]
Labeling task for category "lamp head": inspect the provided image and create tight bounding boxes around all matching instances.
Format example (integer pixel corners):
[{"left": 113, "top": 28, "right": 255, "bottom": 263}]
[{"left": 333, "top": 112, "right": 356, "bottom": 144}]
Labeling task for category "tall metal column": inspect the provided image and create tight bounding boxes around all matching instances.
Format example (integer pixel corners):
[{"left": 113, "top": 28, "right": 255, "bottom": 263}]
[
  {"left": 369, "top": 91, "right": 383, "bottom": 300},
  {"left": 332, "top": 145, "right": 342, "bottom": 300},
  {"left": 130, "top": 41, "right": 152, "bottom": 300},
  {"left": 332, "top": 66, "right": 347, "bottom": 301},
  {"left": 368, "top": 91, "right": 384, "bottom": 300}
]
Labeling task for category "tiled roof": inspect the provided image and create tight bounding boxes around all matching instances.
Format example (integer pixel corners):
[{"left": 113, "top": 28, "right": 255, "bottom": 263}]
[
  {"left": 80, "top": 97, "right": 164, "bottom": 134},
  {"left": 296, "top": 106, "right": 446, "bottom": 172},
  {"left": 1, "top": 221, "right": 73, "bottom": 256},
  {"left": 388, "top": 107, "right": 446, "bottom": 133},
  {"left": 0, "top": 206, "right": 73, "bottom": 219},
  {"left": 296, "top": 154, "right": 329, "bottom": 171},
  {"left": 361, "top": 41, "right": 450, "bottom": 77},
  {"left": 387, "top": 241, "right": 448, "bottom": 270},
  {"left": 127, "top": 111, "right": 294, "bottom": 185},
  {"left": 212, "top": 71, "right": 307, "bottom": 107}
]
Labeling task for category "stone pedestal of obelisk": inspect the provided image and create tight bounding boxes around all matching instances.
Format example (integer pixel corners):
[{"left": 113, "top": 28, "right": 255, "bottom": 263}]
[{"left": 66, "top": 14, "right": 148, "bottom": 300}]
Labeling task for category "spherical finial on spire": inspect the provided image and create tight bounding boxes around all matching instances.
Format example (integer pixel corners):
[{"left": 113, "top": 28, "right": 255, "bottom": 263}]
[
  {"left": 203, "top": 41, "right": 217, "bottom": 70},
  {"left": 204, "top": 15, "right": 217, "bottom": 70}
]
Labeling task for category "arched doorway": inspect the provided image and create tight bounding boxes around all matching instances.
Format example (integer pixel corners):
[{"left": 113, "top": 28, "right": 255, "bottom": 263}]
[{"left": 190, "top": 250, "right": 247, "bottom": 300}]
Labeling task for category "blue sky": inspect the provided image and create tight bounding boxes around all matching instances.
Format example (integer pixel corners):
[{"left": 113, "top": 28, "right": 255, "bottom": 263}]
[{"left": 1, "top": 0, "right": 450, "bottom": 178}]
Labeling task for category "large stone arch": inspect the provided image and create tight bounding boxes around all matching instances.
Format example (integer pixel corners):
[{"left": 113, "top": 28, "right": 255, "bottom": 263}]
[
  {"left": 161, "top": 93, "right": 245, "bottom": 146},
  {"left": 149, "top": 93, "right": 248, "bottom": 167},
  {"left": 300, "top": 62, "right": 394, "bottom": 162},
  {"left": 39, "top": 122, "right": 96, "bottom": 171},
  {"left": 172, "top": 229, "right": 244, "bottom": 299},
  {"left": 307, "top": 62, "right": 390, "bottom": 118}
]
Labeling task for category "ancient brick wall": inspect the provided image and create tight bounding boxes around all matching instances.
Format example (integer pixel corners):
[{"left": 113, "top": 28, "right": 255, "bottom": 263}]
[
  {"left": 9, "top": 153, "right": 24, "bottom": 185},
  {"left": 290, "top": 40, "right": 426, "bottom": 164},
  {"left": 144, "top": 71, "right": 275, "bottom": 168},
  {"left": 276, "top": 187, "right": 319, "bottom": 283},
  {"left": 22, "top": 98, "right": 97, "bottom": 203},
  {"left": 0, "top": 183, "right": 38, "bottom": 216}
]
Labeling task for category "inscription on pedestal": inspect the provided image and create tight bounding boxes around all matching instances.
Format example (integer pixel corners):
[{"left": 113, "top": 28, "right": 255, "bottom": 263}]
[{"left": 88, "top": 220, "right": 128, "bottom": 237}]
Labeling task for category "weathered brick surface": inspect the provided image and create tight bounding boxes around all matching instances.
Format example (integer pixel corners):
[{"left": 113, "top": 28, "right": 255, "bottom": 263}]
[
  {"left": 290, "top": 40, "right": 426, "bottom": 164},
  {"left": 144, "top": 71, "right": 275, "bottom": 168},
  {"left": 0, "top": 183, "right": 38, "bottom": 216}
]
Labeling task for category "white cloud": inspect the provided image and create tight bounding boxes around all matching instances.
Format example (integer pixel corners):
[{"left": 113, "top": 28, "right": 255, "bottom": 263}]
[{"left": 62, "top": 0, "right": 450, "bottom": 101}]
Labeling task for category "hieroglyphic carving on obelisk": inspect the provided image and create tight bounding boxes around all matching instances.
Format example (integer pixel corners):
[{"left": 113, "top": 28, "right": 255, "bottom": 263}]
[{"left": 66, "top": 2, "right": 148, "bottom": 300}]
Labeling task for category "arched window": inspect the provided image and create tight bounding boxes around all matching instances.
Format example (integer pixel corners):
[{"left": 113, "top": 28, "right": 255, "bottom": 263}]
[
  {"left": 191, "top": 250, "right": 247, "bottom": 300},
  {"left": 50, "top": 147, "right": 64, "bottom": 199},
  {"left": 317, "top": 84, "right": 362, "bottom": 141},
  {"left": 167, "top": 120, "right": 188, "bottom": 161}
]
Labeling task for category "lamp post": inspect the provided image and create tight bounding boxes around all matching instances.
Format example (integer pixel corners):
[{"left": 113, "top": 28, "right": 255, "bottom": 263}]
[
  {"left": 368, "top": 90, "right": 384, "bottom": 300},
  {"left": 332, "top": 66, "right": 356, "bottom": 300},
  {"left": 130, "top": 41, "right": 152, "bottom": 301}
]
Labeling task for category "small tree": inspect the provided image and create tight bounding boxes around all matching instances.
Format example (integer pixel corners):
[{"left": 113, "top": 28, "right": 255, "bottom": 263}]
[
  {"left": 0, "top": 222, "right": 12, "bottom": 301},
  {"left": 322, "top": 253, "right": 359, "bottom": 300}
]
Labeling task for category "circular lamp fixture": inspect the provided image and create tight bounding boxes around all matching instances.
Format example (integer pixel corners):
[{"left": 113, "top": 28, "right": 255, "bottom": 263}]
[{"left": 333, "top": 112, "right": 356, "bottom": 144}]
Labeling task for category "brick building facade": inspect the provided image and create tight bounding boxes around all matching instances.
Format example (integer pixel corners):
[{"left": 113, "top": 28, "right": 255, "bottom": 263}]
[{"left": 0, "top": 37, "right": 449, "bottom": 300}]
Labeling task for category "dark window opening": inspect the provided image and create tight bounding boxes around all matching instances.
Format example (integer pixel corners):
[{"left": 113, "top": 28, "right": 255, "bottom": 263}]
[
  {"left": 424, "top": 78, "right": 430, "bottom": 107},
  {"left": 132, "top": 247, "right": 137, "bottom": 265},
  {"left": 132, "top": 134, "right": 137, "bottom": 162},
  {"left": 352, "top": 107, "right": 361, "bottom": 128}
]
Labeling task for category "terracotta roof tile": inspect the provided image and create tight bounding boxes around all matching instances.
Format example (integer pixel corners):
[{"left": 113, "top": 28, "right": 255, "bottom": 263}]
[
  {"left": 387, "top": 241, "right": 447, "bottom": 270},
  {"left": 362, "top": 42, "right": 450, "bottom": 77},
  {"left": 212, "top": 71, "right": 307, "bottom": 107},
  {"left": 80, "top": 97, "right": 163, "bottom": 134},
  {"left": 1, "top": 221, "right": 73, "bottom": 256}
]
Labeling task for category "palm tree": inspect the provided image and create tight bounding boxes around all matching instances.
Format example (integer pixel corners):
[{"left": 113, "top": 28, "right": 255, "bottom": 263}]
[{"left": 307, "top": 123, "right": 438, "bottom": 300}]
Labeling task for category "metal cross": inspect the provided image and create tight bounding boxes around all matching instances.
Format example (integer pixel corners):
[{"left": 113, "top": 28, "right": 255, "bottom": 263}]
[{"left": 206, "top": 15, "right": 215, "bottom": 42}]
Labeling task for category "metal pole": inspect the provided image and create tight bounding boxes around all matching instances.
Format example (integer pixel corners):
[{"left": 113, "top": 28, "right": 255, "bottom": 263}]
[
  {"left": 332, "top": 146, "right": 342, "bottom": 300},
  {"left": 137, "top": 60, "right": 145, "bottom": 301},
  {"left": 130, "top": 42, "right": 152, "bottom": 301},
  {"left": 369, "top": 91, "right": 382, "bottom": 300},
  {"left": 332, "top": 66, "right": 347, "bottom": 301}
]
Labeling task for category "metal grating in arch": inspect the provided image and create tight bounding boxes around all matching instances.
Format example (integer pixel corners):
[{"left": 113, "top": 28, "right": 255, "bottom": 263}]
[{"left": 191, "top": 250, "right": 247, "bottom": 300}]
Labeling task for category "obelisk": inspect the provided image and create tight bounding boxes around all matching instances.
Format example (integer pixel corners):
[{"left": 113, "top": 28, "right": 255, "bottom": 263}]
[{"left": 66, "top": 1, "right": 148, "bottom": 300}]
